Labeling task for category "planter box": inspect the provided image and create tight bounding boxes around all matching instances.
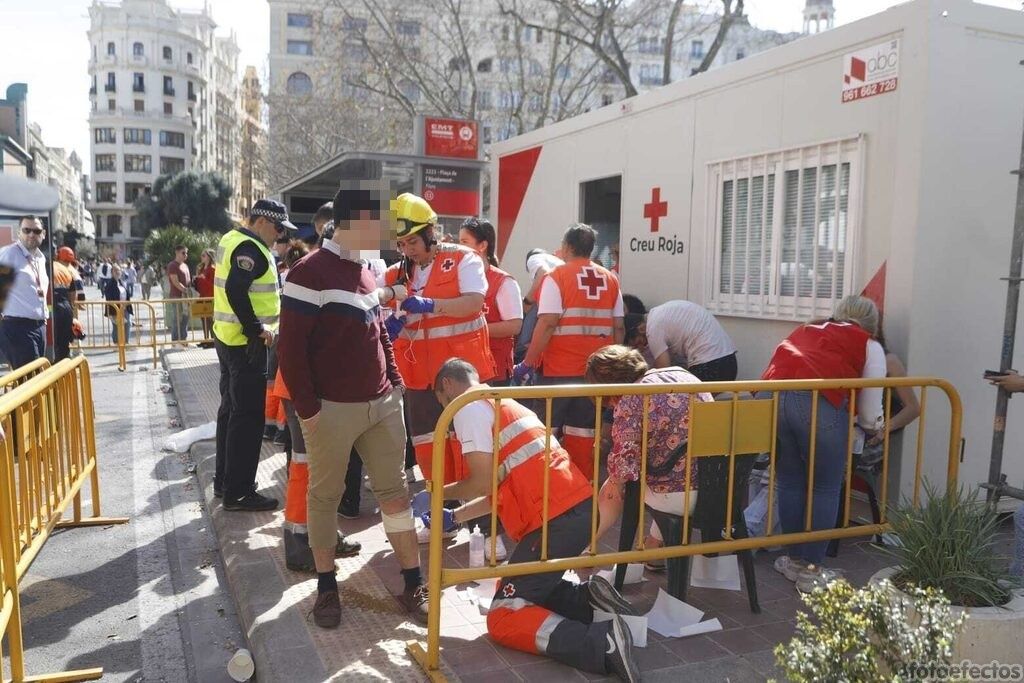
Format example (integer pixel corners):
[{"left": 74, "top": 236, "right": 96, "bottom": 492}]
[{"left": 871, "top": 567, "right": 1024, "bottom": 666}]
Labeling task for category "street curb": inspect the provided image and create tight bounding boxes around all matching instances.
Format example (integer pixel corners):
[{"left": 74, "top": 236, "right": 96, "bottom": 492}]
[{"left": 165, "top": 352, "right": 330, "bottom": 682}]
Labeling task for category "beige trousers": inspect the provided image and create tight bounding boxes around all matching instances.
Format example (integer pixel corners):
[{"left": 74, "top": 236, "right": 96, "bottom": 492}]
[{"left": 302, "top": 389, "right": 408, "bottom": 550}]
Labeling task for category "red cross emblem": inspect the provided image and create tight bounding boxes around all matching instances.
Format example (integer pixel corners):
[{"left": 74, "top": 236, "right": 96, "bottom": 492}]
[
  {"left": 441, "top": 258, "right": 456, "bottom": 273},
  {"left": 482, "top": 301, "right": 490, "bottom": 315},
  {"left": 502, "top": 583, "right": 516, "bottom": 598},
  {"left": 577, "top": 266, "right": 608, "bottom": 301},
  {"left": 644, "top": 187, "right": 668, "bottom": 233}
]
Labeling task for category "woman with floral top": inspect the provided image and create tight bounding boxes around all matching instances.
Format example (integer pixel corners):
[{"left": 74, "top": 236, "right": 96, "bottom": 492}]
[{"left": 585, "top": 345, "right": 712, "bottom": 555}]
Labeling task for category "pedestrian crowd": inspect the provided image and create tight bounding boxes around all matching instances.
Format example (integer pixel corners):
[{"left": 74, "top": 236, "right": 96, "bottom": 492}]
[{"left": 1, "top": 185, "right": 1022, "bottom": 680}]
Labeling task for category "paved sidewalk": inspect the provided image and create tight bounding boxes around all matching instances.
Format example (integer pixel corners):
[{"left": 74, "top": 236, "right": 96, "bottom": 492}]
[{"left": 165, "top": 347, "right": 904, "bottom": 682}]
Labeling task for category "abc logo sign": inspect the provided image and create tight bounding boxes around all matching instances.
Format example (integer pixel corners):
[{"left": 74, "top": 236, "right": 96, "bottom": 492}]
[{"left": 865, "top": 46, "right": 898, "bottom": 76}]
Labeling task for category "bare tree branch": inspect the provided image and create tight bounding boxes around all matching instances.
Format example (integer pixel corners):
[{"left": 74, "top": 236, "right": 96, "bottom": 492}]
[{"left": 696, "top": 0, "right": 744, "bottom": 74}]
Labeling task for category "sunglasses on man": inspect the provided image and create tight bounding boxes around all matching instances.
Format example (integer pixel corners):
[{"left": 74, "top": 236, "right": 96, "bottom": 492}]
[{"left": 22, "top": 227, "right": 43, "bottom": 235}]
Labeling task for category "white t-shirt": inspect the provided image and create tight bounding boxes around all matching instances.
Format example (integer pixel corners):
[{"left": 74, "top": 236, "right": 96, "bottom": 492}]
[
  {"left": 526, "top": 253, "right": 563, "bottom": 280},
  {"left": 645, "top": 300, "right": 736, "bottom": 367},
  {"left": 537, "top": 274, "right": 625, "bottom": 317},
  {"left": 494, "top": 277, "right": 524, "bottom": 321},
  {"left": 453, "top": 400, "right": 498, "bottom": 454}
]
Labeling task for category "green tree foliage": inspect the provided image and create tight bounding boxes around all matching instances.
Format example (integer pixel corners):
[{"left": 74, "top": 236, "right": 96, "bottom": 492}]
[
  {"left": 136, "top": 171, "right": 234, "bottom": 234},
  {"left": 143, "top": 225, "right": 221, "bottom": 274}
]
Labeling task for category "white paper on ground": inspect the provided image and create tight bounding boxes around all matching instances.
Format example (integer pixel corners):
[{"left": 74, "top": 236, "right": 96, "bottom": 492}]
[
  {"left": 644, "top": 588, "right": 704, "bottom": 638},
  {"left": 675, "top": 618, "right": 723, "bottom": 637},
  {"left": 595, "top": 563, "right": 646, "bottom": 585},
  {"left": 689, "top": 555, "right": 741, "bottom": 591},
  {"left": 467, "top": 579, "right": 500, "bottom": 611},
  {"left": 162, "top": 420, "right": 216, "bottom": 453},
  {"left": 592, "top": 610, "right": 648, "bottom": 647}
]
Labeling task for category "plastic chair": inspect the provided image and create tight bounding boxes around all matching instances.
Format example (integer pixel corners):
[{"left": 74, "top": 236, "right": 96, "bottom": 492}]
[{"left": 614, "top": 397, "right": 774, "bottom": 614}]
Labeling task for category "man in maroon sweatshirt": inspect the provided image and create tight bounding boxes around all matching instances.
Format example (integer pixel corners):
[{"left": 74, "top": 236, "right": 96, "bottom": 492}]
[{"left": 277, "top": 184, "right": 425, "bottom": 628}]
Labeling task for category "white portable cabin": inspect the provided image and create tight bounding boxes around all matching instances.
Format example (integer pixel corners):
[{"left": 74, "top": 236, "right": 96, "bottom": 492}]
[{"left": 490, "top": 0, "right": 1024, "bottom": 503}]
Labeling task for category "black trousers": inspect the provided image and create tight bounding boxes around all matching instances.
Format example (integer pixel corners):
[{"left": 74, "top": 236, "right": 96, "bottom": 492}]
[
  {"left": 342, "top": 450, "right": 363, "bottom": 507},
  {"left": 688, "top": 352, "right": 739, "bottom": 382},
  {"left": 53, "top": 300, "right": 74, "bottom": 362},
  {"left": 214, "top": 337, "right": 268, "bottom": 500},
  {"left": 0, "top": 317, "right": 46, "bottom": 369}
]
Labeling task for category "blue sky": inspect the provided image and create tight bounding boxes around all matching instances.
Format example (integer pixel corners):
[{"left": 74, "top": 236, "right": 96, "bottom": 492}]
[{"left": 1, "top": 0, "right": 1020, "bottom": 172}]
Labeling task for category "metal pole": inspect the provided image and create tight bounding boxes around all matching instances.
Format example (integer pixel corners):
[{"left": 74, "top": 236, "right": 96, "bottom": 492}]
[{"left": 988, "top": 65, "right": 1024, "bottom": 503}]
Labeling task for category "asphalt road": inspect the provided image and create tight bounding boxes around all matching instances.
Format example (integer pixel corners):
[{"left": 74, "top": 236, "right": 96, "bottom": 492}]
[{"left": 15, "top": 342, "right": 245, "bottom": 682}]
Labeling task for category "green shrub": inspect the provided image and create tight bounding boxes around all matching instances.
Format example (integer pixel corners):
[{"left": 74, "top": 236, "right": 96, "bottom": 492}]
[
  {"left": 774, "top": 579, "right": 965, "bottom": 683},
  {"left": 883, "top": 482, "right": 1015, "bottom": 608}
]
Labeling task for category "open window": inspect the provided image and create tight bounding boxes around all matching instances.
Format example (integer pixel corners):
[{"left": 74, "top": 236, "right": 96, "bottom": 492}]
[{"left": 579, "top": 175, "right": 622, "bottom": 272}]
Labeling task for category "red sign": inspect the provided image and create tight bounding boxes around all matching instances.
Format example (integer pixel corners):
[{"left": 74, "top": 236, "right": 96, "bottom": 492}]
[
  {"left": 421, "top": 165, "right": 480, "bottom": 216},
  {"left": 424, "top": 117, "right": 479, "bottom": 159}
]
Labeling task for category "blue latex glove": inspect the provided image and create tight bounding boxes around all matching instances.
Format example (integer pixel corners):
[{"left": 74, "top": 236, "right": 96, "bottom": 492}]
[
  {"left": 512, "top": 362, "right": 536, "bottom": 386},
  {"left": 420, "top": 509, "right": 458, "bottom": 533},
  {"left": 411, "top": 490, "right": 431, "bottom": 517},
  {"left": 384, "top": 314, "right": 405, "bottom": 341},
  {"left": 401, "top": 296, "right": 436, "bottom": 315}
]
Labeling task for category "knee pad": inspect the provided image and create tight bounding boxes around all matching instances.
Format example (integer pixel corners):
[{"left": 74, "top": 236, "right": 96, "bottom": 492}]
[{"left": 381, "top": 508, "right": 415, "bottom": 534}]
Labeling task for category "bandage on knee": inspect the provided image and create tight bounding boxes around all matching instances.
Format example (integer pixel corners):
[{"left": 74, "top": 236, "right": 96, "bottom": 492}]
[{"left": 381, "top": 508, "right": 415, "bottom": 533}]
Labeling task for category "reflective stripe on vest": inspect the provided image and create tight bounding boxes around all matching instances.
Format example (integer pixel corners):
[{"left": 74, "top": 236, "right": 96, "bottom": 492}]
[
  {"left": 497, "top": 437, "right": 550, "bottom": 484},
  {"left": 552, "top": 325, "right": 614, "bottom": 337},
  {"left": 212, "top": 229, "right": 280, "bottom": 346},
  {"left": 562, "top": 426, "right": 596, "bottom": 438},
  {"left": 562, "top": 307, "right": 614, "bottom": 318},
  {"left": 398, "top": 315, "right": 487, "bottom": 341}
]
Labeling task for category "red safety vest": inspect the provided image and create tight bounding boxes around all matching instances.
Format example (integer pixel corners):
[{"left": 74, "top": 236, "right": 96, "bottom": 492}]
[
  {"left": 491, "top": 400, "right": 592, "bottom": 541},
  {"left": 384, "top": 244, "right": 495, "bottom": 389},
  {"left": 484, "top": 266, "right": 516, "bottom": 381},
  {"left": 542, "top": 260, "right": 620, "bottom": 377},
  {"left": 762, "top": 321, "right": 870, "bottom": 407}
]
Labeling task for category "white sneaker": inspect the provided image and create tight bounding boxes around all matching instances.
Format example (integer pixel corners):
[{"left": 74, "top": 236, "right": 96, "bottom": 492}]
[
  {"left": 416, "top": 523, "right": 459, "bottom": 545},
  {"left": 485, "top": 536, "right": 507, "bottom": 563},
  {"left": 795, "top": 564, "right": 843, "bottom": 593},
  {"left": 773, "top": 555, "right": 809, "bottom": 582}
]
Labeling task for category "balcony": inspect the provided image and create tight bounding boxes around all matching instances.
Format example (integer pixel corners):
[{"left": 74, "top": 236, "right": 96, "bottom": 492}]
[
  {"left": 89, "top": 86, "right": 97, "bottom": 95},
  {"left": 163, "top": 88, "right": 175, "bottom": 97},
  {"left": 104, "top": 83, "right": 116, "bottom": 92},
  {"left": 187, "top": 91, "right": 196, "bottom": 102},
  {"left": 132, "top": 84, "right": 145, "bottom": 93}
]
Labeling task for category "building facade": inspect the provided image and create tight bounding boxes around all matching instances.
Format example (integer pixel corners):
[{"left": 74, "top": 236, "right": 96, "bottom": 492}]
[
  {"left": 86, "top": 0, "right": 243, "bottom": 258},
  {"left": 265, "top": 0, "right": 802, "bottom": 190},
  {"left": 236, "top": 66, "right": 268, "bottom": 219}
]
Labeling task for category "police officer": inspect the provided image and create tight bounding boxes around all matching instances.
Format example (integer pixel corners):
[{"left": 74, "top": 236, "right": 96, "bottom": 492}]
[
  {"left": 52, "top": 247, "right": 84, "bottom": 361},
  {"left": 213, "top": 199, "right": 296, "bottom": 512}
]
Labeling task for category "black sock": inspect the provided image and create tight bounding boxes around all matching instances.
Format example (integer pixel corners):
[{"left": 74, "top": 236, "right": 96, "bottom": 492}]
[
  {"left": 317, "top": 571, "right": 337, "bottom": 594},
  {"left": 401, "top": 567, "right": 422, "bottom": 591}
]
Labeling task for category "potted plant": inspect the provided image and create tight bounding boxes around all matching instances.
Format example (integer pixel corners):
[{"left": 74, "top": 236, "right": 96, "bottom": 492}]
[
  {"left": 773, "top": 578, "right": 965, "bottom": 682},
  {"left": 870, "top": 482, "right": 1024, "bottom": 665}
]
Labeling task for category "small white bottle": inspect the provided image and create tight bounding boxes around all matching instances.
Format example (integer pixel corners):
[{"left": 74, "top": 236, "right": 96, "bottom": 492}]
[{"left": 469, "top": 525, "right": 485, "bottom": 568}]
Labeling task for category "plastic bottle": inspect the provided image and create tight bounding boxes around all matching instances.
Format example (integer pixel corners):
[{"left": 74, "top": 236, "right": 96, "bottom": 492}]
[{"left": 469, "top": 524, "right": 485, "bottom": 568}]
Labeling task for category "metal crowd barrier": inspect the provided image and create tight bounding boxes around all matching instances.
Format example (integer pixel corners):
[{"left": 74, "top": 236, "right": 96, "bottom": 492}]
[
  {"left": 0, "top": 358, "right": 50, "bottom": 394},
  {"left": 408, "top": 377, "right": 962, "bottom": 681},
  {"left": 0, "top": 356, "right": 128, "bottom": 681},
  {"left": 73, "top": 296, "right": 214, "bottom": 370}
]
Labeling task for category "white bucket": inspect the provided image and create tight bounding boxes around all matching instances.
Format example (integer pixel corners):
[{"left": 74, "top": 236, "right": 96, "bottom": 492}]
[{"left": 227, "top": 648, "right": 255, "bottom": 682}]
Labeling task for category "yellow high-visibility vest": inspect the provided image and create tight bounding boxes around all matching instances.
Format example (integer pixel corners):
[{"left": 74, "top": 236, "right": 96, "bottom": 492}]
[{"left": 212, "top": 229, "right": 280, "bottom": 346}]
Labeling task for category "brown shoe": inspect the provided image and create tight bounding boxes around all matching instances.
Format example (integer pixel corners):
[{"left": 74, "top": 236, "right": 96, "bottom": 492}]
[
  {"left": 312, "top": 590, "right": 341, "bottom": 629},
  {"left": 396, "top": 584, "right": 429, "bottom": 622}
]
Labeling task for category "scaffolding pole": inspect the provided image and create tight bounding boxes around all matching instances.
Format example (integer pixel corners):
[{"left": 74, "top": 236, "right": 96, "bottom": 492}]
[{"left": 985, "top": 64, "right": 1024, "bottom": 505}]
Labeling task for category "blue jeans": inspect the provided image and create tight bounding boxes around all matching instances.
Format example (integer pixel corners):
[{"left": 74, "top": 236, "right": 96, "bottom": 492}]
[
  {"left": 774, "top": 390, "right": 850, "bottom": 565},
  {"left": 1011, "top": 504, "right": 1024, "bottom": 578},
  {"left": 168, "top": 301, "right": 189, "bottom": 341},
  {"left": 111, "top": 314, "right": 131, "bottom": 345}
]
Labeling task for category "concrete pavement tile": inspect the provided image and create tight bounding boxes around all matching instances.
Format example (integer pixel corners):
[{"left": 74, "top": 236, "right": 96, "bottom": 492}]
[
  {"left": 633, "top": 642, "right": 686, "bottom": 673},
  {"left": 510, "top": 660, "right": 588, "bottom": 681},
  {"left": 642, "top": 655, "right": 765, "bottom": 682},
  {"left": 743, "top": 649, "right": 785, "bottom": 679},
  {"left": 748, "top": 620, "right": 796, "bottom": 647},
  {"left": 445, "top": 641, "right": 512, "bottom": 676},
  {"left": 659, "top": 633, "right": 732, "bottom": 663},
  {"left": 707, "top": 627, "right": 774, "bottom": 655}
]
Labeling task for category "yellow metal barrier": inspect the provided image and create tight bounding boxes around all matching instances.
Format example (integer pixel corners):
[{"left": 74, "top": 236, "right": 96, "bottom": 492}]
[
  {"left": 73, "top": 296, "right": 214, "bottom": 370},
  {"left": 408, "top": 377, "right": 962, "bottom": 681},
  {"left": 0, "top": 358, "right": 50, "bottom": 394},
  {"left": 0, "top": 356, "right": 128, "bottom": 682}
]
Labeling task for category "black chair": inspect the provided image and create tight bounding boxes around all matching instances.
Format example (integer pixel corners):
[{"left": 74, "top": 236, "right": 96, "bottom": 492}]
[
  {"left": 615, "top": 455, "right": 761, "bottom": 613},
  {"left": 826, "top": 453, "right": 884, "bottom": 557}
]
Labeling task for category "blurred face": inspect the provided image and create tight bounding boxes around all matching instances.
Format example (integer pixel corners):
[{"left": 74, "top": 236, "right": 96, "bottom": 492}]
[
  {"left": 632, "top": 318, "right": 648, "bottom": 350},
  {"left": 334, "top": 210, "right": 386, "bottom": 251},
  {"left": 112, "top": 266, "right": 122, "bottom": 279},
  {"left": 273, "top": 240, "right": 289, "bottom": 258},
  {"left": 397, "top": 231, "right": 431, "bottom": 264},
  {"left": 175, "top": 248, "right": 188, "bottom": 263},
  {"left": 19, "top": 219, "right": 45, "bottom": 251},
  {"left": 458, "top": 228, "right": 488, "bottom": 260}
]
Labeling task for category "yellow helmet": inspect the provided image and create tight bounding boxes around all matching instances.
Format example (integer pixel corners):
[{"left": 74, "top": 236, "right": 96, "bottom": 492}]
[{"left": 391, "top": 192, "right": 437, "bottom": 238}]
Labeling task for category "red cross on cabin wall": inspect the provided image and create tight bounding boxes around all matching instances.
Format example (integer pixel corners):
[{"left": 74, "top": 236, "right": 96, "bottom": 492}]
[
  {"left": 644, "top": 187, "right": 668, "bottom": 232},
  {"left": 577, "top": 266, "right": 608, "bottom": 300}
]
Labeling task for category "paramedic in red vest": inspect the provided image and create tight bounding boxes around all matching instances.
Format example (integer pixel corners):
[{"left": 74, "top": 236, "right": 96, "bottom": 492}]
[
  {"left": 762, "top": 295, "right": 885, "bottom": 593},
  {"left": 428, "top": 358, "right": 640, "bottom": 682},
  {"left": 458, "top": 218, "right": 522, "bottom": 386},
  {"left": 382, "top": 193, "right": 495, "bottom": 486},
  {"left": 514, "top": 224, "right": 625, "bottom": 478}
]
